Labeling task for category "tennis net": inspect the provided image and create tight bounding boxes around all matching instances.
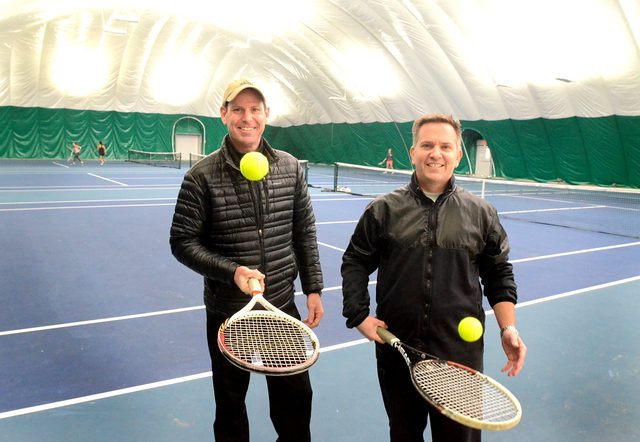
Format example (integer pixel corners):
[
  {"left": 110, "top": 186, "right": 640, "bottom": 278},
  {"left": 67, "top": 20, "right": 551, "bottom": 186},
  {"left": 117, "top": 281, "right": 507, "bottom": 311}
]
[
  {"left": 127, "top": 149, "right": 182, "bottom": 169},
  {"left": 188, "top": 154, "right": 307, "bottom": 184},
  {"left": 190, "top": 152, "right": 207, "bottom": 167},
  {"left": 328, "top": 162, "right": 640, "bottom": 238}
]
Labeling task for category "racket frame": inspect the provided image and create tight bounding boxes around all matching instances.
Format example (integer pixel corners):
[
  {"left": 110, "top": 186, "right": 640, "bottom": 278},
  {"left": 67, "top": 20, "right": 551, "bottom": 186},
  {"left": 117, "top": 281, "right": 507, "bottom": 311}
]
[
  {"left": 217, "top": 280, "right": 320, "bottom": 376},
  {"left": 377, "top": 327, "right": 522, "bottom": 431}
]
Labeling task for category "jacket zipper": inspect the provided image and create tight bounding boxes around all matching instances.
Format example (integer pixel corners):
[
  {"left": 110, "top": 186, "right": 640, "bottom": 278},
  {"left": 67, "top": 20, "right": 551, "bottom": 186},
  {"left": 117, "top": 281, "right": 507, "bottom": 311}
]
[
  {"left": 256, "top": 181, "right": 266, "bottom": 273},
  {"left": 247, "top": 180, "right": 267, "bottom": 274},
  {"left": 424, "top": 197, "right": 443, "bottom": 337}
]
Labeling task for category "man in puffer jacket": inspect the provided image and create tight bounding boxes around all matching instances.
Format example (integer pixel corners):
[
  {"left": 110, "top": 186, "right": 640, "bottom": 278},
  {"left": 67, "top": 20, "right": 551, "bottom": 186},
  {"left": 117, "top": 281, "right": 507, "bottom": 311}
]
[{"left": 170, "top": 78, "right": 324, "bottom": 442}]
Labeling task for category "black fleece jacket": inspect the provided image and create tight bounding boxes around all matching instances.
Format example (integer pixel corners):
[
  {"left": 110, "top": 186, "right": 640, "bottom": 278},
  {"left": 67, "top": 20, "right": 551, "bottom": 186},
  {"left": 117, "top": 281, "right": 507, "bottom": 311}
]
[{"left": 342, "top": 174, "right": 516, "bottom": 369}]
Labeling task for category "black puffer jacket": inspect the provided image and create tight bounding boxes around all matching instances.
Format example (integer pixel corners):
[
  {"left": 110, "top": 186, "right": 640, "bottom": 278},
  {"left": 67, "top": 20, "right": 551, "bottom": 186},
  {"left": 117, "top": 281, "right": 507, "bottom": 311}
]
[
  {"left": 342, "top": 174, "right": 517, "bottom": 369},
  {"left": 170, "top": 136, "right": 323, "bottom": 317}
]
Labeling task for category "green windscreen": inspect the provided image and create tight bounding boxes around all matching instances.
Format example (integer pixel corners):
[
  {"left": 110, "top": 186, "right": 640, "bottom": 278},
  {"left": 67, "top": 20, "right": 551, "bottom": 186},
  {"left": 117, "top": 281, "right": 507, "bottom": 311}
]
[{"left": 1, "top": 105, "right": 638, "bottom": 188}]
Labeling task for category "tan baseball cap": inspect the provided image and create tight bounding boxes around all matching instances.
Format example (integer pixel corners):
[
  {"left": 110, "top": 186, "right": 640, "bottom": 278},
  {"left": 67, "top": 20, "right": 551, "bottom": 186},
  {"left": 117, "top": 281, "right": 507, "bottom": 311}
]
[{"left": 221, "top": 78, "right": 266, "bottom": 107}]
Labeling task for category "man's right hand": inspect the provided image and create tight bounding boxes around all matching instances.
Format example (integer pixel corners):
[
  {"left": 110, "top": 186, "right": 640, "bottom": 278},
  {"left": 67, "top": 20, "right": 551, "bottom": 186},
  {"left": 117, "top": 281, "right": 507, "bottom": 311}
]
[
  {"left": 233, "top": 266, "right": 265, "bottom": 294},
  {"left": 356, "top": 316, "right": 387, "bottom": 343}
]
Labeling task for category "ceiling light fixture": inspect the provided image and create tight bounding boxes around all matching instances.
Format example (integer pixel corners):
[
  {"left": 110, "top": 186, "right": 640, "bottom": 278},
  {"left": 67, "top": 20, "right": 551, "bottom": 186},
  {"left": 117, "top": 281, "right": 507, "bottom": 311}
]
[
  {"left": 104, "top": 27, "right": 127, "bottom": 35},
  {"left": 113, "top": 15, "right": 140, "bottom": 23}
]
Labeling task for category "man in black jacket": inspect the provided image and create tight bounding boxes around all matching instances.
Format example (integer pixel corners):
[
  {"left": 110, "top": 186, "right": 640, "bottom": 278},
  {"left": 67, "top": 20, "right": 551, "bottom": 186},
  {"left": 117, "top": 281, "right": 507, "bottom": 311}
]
[
  {"left": 170, "top": 78, "right": 324, "bottom": 442},
  {"left": 342, "top": 113, "right": 526, "bottom": 442}
]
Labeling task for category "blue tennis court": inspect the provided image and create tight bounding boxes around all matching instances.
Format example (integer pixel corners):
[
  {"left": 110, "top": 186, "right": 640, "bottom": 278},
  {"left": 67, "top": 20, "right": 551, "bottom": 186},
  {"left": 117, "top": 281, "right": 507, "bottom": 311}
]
[{"left": 1, "top": 159, "right": 639, "bottom": 441}]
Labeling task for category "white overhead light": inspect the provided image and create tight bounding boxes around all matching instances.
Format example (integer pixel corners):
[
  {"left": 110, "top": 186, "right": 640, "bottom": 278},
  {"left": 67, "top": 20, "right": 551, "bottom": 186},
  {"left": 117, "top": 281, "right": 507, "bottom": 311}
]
[
  {"left": 104, "top": 27, "right": 127, "bottom": 35},
  {"left": 113, "top": 15, "right": 140, "bottom": 23},
  {"left": 150, "top": 51, "right": 209, "bottom": 106},
  {"left": 478, "top": 0, "right": 634, "bottom": 85},
  {"left": 51, "top": 44, "right": 109, "bottom": 96},
  {"left": 332, "top": 47, "right": 400, "bottom": 100}
]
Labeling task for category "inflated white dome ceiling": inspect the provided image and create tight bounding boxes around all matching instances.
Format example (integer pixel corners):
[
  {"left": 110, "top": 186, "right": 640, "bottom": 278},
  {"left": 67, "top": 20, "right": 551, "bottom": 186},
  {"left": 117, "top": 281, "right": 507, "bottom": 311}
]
[{"left": 0, "top": 0, "right": 638, "bottom": 127}]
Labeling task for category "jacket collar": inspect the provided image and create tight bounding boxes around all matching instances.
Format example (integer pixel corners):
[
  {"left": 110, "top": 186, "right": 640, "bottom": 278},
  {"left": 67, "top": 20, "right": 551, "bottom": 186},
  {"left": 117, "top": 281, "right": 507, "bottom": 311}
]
[
  {"left": 409, "top": 173, "right": 457, "bottom": 198},
  {"left": 220, "top": 135, "right": 278, "bottom": 168}
]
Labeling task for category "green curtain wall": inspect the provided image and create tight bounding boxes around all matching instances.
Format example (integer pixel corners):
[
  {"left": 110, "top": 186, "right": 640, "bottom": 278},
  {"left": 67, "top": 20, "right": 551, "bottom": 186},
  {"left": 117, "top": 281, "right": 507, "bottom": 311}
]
[
  {"left": 0, "top": 106, "right": 226, "bottom": 160},
  {"left": 1, "top": 106, "right": 638, "bottom": 188},
  {"left": 269, "top": 116, "right": 640, "bottom": 187}
]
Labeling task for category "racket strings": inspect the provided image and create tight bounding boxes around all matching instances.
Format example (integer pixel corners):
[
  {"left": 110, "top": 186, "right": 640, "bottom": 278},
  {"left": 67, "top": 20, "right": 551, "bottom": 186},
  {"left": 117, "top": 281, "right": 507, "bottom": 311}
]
[
  {"left": 223, "top": 314, "right": 316, "bottom": 368},
  {"left": 413, "top": 361, "right": 519, "bottom": 423}
]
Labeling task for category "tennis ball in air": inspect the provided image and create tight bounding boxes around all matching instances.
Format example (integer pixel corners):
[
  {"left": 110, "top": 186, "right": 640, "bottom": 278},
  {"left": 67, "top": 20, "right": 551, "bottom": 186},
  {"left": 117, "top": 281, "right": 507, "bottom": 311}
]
[
  {"left": 458, "top": 316, "right": 483, "bottom": 342},
  {"left": 239, "top": 151, "right": 269, "bottom": 181}
]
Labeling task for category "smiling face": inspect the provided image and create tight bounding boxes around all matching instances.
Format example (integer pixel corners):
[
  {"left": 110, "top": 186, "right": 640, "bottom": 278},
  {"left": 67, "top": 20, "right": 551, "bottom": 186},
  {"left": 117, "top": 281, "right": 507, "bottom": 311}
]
[
  {"left": 220, "top": 88, "right": 269, "bottom": 153},
  {"left": 410, "top": 120, "right": 462, "bottom": 194}
]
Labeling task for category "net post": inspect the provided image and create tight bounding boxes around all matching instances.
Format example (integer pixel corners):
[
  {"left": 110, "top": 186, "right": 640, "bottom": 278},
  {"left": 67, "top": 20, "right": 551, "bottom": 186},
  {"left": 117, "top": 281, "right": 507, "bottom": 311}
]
[{"left": 298, "top": 160, "right": 309, "bottom": 184}]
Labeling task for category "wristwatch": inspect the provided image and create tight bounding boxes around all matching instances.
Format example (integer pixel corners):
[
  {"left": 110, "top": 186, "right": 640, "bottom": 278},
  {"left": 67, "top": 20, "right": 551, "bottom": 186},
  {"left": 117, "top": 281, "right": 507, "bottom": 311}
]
[{"left": 500, "top": 325, "right": 519, "bottom": 338}]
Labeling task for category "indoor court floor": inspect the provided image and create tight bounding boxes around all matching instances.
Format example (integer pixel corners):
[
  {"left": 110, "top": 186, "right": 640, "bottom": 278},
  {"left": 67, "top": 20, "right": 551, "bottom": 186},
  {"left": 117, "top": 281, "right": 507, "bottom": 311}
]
[{"left": 1, "top": 159, "right": 639, "bottom": 441}]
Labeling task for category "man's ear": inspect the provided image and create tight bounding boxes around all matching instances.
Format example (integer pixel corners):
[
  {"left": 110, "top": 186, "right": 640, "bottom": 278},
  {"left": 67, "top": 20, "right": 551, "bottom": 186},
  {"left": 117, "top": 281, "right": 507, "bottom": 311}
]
[{"left": 455, "top": 145, "right": 463, "bottom": 167}]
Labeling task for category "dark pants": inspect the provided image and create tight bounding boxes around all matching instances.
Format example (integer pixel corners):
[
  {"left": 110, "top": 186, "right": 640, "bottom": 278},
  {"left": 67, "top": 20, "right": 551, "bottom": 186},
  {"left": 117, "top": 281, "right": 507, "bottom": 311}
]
[
  {"left": 377, "top": 352, "right": 481, "bottom": 442},
  {"left": 206, "top": 310, "right": 313, "bottom": 442}
]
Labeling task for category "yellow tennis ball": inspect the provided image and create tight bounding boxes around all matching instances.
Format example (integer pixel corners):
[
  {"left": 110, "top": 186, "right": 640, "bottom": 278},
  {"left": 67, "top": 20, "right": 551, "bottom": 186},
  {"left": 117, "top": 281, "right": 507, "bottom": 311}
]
[
  {"left": 458, "top": 316, "right": 483, "bottom": 342},
  {"left": 239, "top": 151, "right": 269, "bottom": 181}
]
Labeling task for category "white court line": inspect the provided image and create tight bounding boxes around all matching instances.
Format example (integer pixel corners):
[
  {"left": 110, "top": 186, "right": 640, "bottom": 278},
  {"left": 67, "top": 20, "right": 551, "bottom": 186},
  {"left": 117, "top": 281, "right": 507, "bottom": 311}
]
[
  {"left": 51, "top": 162, "right": 69, "bottom": 168},
  {"left": 0, "top": 205, "right": 359, "bottom": 214},
  {"left": 0, "top": 203, "right": 175, "bottom": 212},
  {"left": 0, "top": 197, "right": 177, "bottom": 206},
  {"left": 320, "top": 338, "right": 369, "bottom": 352},
  {"left": 315, "top": 220, "right": 357, "bottom": 225},
  {"left": 87, "top": 172, "right": 128, "bottom": 187},
  {"left": 0, "top": 185, "right": 179, "bottom": 192},
  {"left": 501, "top": 205, "right": 606, "bottom": 215},
  {"left": 513, "top": 275, "right": 640, "bottom": 308},
  {"left": 0, "top": 275, "right": 640, "bottom": 336},
  {"left": 0, "top": 306, "right": 204, "bottom": 337},
  {"left": 317, "top": 241, "right": 346, "bottom": 252},
  {"left": 2, "top": 240, "right": 637, "bottom": 336},
  {"left": 312, "top": 197, "right": 372, "bottom": 202},
  {"left": 0, "top": 283, "right": 372, "bottom": 337},
  {"left": 0, "top": 276, "right": 637, "bottom": 419},
  {"left": 0, "top": 199, "right": 361, "bottom": 210},
  {"left": 0, "top": 372, "right": 213, "bottom": 419},
  {"left": 511, "top": 241, "right": 640, "bottom": 263},
  {"left": 0, "top": 201, "right": 363, "bottom": 212}
]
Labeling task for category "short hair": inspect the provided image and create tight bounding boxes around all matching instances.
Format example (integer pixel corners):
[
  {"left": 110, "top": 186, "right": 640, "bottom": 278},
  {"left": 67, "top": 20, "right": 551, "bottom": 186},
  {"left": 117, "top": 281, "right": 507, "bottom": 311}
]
[{"left": 411, "top": 113, "right": 462, "bottom": 147}]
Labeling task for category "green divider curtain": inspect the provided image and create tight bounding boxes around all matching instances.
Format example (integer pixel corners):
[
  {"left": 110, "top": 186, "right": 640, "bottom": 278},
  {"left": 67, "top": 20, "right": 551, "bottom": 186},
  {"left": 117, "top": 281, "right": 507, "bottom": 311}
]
[{"left": 1, "top": 105, "right": 639, "bottom": 188}]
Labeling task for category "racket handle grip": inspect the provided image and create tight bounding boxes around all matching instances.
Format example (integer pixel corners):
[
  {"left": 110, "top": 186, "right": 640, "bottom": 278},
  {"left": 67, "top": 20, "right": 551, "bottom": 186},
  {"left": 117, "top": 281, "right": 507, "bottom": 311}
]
[
  {"left": 376, "top": 327, "right": 398, "bottom": 344},
  {"left": 248, "top": 278, "right": 262, "bottom": 295}
]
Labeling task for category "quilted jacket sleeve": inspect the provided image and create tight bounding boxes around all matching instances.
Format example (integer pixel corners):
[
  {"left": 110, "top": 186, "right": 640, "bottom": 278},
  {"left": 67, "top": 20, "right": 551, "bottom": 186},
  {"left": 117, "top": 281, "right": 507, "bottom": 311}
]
[{"left": 169, "top": 168, "right": 238, "bottom": 285}]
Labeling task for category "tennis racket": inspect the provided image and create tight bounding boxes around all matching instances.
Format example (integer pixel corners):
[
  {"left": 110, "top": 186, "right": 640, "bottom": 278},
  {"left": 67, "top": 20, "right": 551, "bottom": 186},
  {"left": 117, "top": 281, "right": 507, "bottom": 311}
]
[
  {"left": 377, "top": 327, "right": 522, "bottom": 431},
  {"left": 217, "top": 278, "right": 320, "bottom": 376}
]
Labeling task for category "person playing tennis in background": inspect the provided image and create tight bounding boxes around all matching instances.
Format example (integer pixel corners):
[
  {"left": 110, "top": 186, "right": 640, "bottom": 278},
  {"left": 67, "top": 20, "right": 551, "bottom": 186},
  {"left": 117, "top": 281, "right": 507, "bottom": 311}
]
[
  {"left": 170, "top": 78, "right": 324, "bottom": 442},
  {"left": 68, "top": 142, "right": 83, "bottom": 166},
  {"left": 96, "top": 141, "right": 108, "bottom": 166},
  {"left": 341, "top": 113, "right": 527, "bottom": 442},
  {"left": 379, "top": 147, "right": 394, "bottom": 173}
]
